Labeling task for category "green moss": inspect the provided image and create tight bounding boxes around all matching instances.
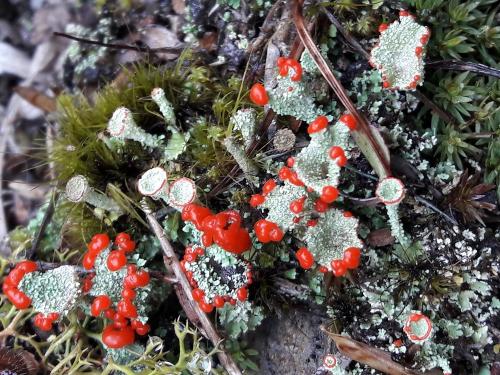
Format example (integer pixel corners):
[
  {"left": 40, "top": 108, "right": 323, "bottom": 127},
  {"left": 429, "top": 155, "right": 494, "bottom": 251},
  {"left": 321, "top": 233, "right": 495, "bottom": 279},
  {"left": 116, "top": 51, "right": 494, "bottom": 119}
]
[{"left": 50, "top": 54, "right": 257, "bottom": 242}]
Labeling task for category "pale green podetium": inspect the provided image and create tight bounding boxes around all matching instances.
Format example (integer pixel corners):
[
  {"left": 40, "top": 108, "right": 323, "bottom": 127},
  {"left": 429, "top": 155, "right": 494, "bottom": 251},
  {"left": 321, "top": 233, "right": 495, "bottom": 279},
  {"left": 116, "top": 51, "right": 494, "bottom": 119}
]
[
  {"left": 65, "top": 175, "right": 122, "bottom": 213},
  {"left": 376, "top": 177, "right": 411, "bottom": 247},
  {"left": 151, "top": 88, "right": 176, "bottom": 127},
  {"left": 137, "top": 167, "right": 169, "bottom": 203},
  {"left": 107, "top": 107, "right": 164, "bottom": 149},
  {"left": 230, "top": 108, "right": 257, "bottom": 148},
  {"left": 223, "top": 137, "right": 259, "bottom": 186}
]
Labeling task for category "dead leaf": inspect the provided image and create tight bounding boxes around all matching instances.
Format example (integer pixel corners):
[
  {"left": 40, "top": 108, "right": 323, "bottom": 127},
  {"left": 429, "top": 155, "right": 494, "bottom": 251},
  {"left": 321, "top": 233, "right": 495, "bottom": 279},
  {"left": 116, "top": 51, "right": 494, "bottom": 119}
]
[
  {"left": 199, "top": 31, "right": 218, "bottom": 52},
  {"left": 322, "top": 329, "right": 437, "bottom": 375},
  {"left": 367, "top": 228, "right": 395, "bottom": 247},
  {"left": 140, "top": 25, "right": 183, "bottom": 60},
  {"left": 0, "top": 42, "right": 31, "bottom": 78},
  {"left": 172, "top": 0, "right": 186, "bottom": 14},
  {"left": 14, "top": 86, "right": 57, "bottom": 113},
  {"left": 8, "top": 181, "right": 49, "bottom": 201}
]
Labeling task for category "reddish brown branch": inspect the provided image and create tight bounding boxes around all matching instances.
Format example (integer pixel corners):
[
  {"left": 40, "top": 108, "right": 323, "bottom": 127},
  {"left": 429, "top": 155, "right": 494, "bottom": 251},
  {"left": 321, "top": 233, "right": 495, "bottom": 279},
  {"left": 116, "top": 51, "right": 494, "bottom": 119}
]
[
  {"left": 142, "top": 200, "right": 242, "bottom": 375},
  {"left": 292, "top": 0, "right": 392, "bottom": 178}
]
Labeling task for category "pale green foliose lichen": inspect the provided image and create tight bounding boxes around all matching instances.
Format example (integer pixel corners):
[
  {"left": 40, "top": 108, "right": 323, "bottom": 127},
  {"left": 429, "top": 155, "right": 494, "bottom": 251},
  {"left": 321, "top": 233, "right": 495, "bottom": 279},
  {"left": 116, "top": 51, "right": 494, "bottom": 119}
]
[
  {"left": 370, "top": 15, "right": 429, "bottom": 90},
  {"left": 260, "top": 181, "right": 309, "bottom": 232},
  {"left": 294, "top": 120, "right": 351, "bottom": 195},
  {"left": 304, "top": 209, "right": 363, "bottom": 270},
  {"left": 18, "top": 265, "right": 81, "bottom": 315},
  {"left": 184, "top": 244, "right": 249, "bottom": 303},
  {"left": 268, "top": 75, "right": 323, "bottom": 123}
]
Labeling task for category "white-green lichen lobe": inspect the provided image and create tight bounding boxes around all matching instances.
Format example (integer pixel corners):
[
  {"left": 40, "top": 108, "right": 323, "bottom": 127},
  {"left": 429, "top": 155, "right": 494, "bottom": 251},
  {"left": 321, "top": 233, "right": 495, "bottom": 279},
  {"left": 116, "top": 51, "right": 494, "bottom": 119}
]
[
  {"left": 371, "top": 16, "right": 428, "bottom": 89},
  {"left": 185, "top": 244, "right": 249, "bottom": 303},
  {"left": 261, "top": 181, "right": 308, "bottom": 231},
  {"left": 304, "top": 209, "right": 363, "bottom": 269},
  {"left": 19, "top": 265, "right": 81, "bottom": 315},
  {"left": 268, "top": 76, "right": 323, "bottom": 123},
  {"left": 294, "top": 121, "right": 350, "bottom": 194}
]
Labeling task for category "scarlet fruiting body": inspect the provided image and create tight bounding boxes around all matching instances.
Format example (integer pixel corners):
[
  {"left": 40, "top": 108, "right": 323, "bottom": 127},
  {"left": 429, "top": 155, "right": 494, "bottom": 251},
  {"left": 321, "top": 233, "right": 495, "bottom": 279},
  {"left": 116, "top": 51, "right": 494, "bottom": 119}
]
[
  {"left": 296, "top": 248, "right": 314, "bottom": 269},
  {"left": 254, "top": 219, "right": 284, "bottom": 243},
  {"left": 262, "top": 179, "right": 277, "bottom": 195},
  {"left": 307, "top": 116, "right": 329, "bottom": 134},
  {"left": 91, "top": 295, "right": 112, "bottom": 317},
  {"left": 199, "top": 300, "right": 214, "bottom": 313},
  {"left": 331, "top": 260, "right": 347, "bottom": 277},
  {"left": 192, "top": 288, "right": 204, "bottom": 302},
  {"left": 320, "top": 186, "right": 339, "bottom": 204},
  {"left": 249, "top": 83, "right": 269, "bottom": 106},
  {"left": 329, "top": 146, "right": 347, "bottom": 167},
  {"left": 102, "top": 325, "right": 135, "bottom": 349},
  {"left": 290, "top": 197, "right": 306, "bottom": 214},
  {"left": 213, "top": 296, "right": 225, "bottom": 308},
  {"left": 236, "top": 287, "right": 248, "bottom": 301},
  {"left": 379, "top": 23, "right": 388, "bottom": 32},
  {"left": 314, "top": 199, "right": 329, "bottom": 213},
  {"left": 343, "top": 247, "right": 361, "bottom": 269},
  {"left": 277, "top": 57, "right": 303, "bottom": 81},
  {"left": 117, "top": 299, "right": 138, "bottom": 319},
  {"left": 339, "top": 114, "right": 357, "bottom": 130},
  {"left": 250, "top": 194, "right": 265, "bottom": 207},
  {"left": 107, "top": 250, "right": 127, "bottom": 271}
]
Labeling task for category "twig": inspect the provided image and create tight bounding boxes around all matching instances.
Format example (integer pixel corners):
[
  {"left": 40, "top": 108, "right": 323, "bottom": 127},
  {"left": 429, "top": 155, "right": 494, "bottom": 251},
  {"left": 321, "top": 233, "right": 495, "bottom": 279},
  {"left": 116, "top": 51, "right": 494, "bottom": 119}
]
[
  {"left": 141, "top": 199, "right": 242, "bottom": 375},
  {"left": 293, "top": 0, "right": 392, "bottom": 178},
  {"left": 247, "top": 0, "right": 285, "bottom": 53},
  {"left": 26, "top": 190, "right": 59, "bottom": 259},
  {"left": 53, "top": 32, "right": 184, "bottom": 54},
  {"left": 409, "top": 90, "right": 454, "bottom": 124},
  {"left": 414, "top": 195, "right": 458, "bottom": 225},
  {"left": 427, "top": 60, "right": 500, "bottom": 79},
  {"left": 321, "top": 8, "right": 370, "bottom": 60}
]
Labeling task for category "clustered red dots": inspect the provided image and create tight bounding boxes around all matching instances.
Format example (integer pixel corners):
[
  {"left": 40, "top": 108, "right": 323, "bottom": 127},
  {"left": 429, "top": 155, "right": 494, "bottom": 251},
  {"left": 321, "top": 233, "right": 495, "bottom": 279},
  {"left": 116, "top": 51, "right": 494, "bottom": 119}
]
[
  {"left": 181, "top": 203, "right": 251, "bottom": 255},
  {"left": 180, "top": 204, "right": 253, "bottom": 313},
  {"left": 246, "top": 111, "right": 362, "bottom": 277},
  {"left": 3, "top": 261, "right": 37, "bottom": 310},
  {"left": 84, "top": 233, "right": 151, "bottom": 348},
  {"left": 4, "top": 261, "right": 63, "bottom": 331},
  {"left": 249, "top": 56, "right": 304, "bottom": 107},
  {"left": 277, "top": 57, "right": 303, "bottom": 81}
]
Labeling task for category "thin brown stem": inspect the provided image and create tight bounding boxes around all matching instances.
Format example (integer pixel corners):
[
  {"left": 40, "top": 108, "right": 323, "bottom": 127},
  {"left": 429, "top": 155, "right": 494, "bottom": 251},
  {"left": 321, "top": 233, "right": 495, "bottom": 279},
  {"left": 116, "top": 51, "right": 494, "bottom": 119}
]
[
  {"left": 53, "top": 32, "right": 184, "bottom": 54},
  {"left": 141, "top": 199, "right": 242, "bottom": 375},
  {"left": 293, "top": 0, "right": 391, "bottom": 178}
]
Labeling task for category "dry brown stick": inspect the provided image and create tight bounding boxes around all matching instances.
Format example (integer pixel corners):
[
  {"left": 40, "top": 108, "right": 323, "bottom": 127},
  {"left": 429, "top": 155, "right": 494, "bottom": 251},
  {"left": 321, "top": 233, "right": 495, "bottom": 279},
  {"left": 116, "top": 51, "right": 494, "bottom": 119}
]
[
  {"left": 321, "top": 8, "right": 370, "bottom": 60},
  {"left": 53, "top": 32, "right": 184, "bottom": 54},
  {"left": 141, "top": 199, "right": 242, "bottom": 375},
  {"left": 292, "top": 0, "right": 391, "bottom": 178}
]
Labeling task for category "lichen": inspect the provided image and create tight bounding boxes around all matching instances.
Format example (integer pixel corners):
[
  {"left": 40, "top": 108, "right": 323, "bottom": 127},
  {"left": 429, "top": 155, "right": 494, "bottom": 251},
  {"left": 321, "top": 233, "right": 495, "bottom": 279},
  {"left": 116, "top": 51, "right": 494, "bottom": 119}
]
[{"left": 18, "top": 266, "right": 81, "bottom": 315}]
